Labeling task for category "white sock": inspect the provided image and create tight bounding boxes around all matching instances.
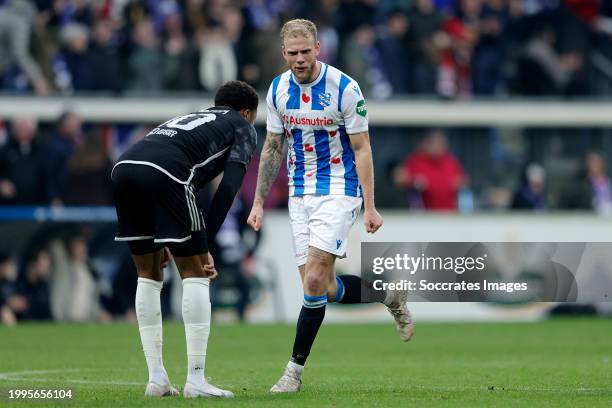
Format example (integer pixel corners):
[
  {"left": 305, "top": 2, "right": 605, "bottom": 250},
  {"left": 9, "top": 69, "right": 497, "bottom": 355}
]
[
  {"left": 182, "top": 277, "right": 211, "bottom": 386},
  {"left": 135, "top": 277, "right": 168, "bottom": 385},
  {"left": 287, "top": 361, "right": 304, "bottom": 375}
]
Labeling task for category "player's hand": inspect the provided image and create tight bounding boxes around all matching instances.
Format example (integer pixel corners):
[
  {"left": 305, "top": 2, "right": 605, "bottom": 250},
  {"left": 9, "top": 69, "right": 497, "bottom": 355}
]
[
  {"left": 247, "top": 203, "right": 264, "bottom": 231},
  {"left": 204, "top": 253, "right": 218, "bottom": 280},
  {"left": 363, "top": 208, "right": 383, "bottom": 234}
]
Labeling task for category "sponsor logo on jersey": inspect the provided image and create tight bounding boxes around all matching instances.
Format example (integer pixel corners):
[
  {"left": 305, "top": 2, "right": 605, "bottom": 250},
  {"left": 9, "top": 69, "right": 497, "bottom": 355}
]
[
  {"left": 356, "top": 100, "right": 367, "bottom": 117},
  {"left": 352, "top": 85, "right": 361, "bottom": 96},
  {"left": 336, "top": 239, "right": 342, "bottom": 249},
  {"left": 282, "top": 115, "right": 334, "bottom": 127}
]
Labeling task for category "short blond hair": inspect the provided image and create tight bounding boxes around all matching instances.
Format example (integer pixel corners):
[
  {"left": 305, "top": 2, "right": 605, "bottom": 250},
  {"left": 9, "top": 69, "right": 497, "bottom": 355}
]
[{"left": 280, "top": 19, "right": 318, "bottom": 45}]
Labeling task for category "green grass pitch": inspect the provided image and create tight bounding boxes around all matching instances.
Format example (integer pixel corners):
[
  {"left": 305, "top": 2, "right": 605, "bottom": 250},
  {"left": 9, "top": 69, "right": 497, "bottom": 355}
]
[{"left": 0, "top": 318, "right": 611, "bottom": 407}]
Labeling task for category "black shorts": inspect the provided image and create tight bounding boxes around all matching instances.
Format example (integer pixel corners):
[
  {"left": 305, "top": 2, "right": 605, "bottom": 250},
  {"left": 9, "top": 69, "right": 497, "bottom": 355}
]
[{"left": 111, "top": 163, "right": 208, "bottom": 257}]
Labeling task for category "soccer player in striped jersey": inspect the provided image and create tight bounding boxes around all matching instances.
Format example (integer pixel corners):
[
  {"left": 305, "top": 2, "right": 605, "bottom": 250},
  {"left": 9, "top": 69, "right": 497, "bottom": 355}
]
[{"left": 247, "top": 19, "right": 415, "bottom": 393}]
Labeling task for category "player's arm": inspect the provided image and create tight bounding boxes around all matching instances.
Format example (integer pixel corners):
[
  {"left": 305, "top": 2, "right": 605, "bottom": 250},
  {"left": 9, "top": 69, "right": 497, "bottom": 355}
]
[
  {"left": 350, "top": 131, "right": 383, "bottom": 233},
  {"left": 247, "top": 131, "right": 285, "bottom": 231},
  {"left": 205, "top": 161, "right": 247, "bottom": 243}
]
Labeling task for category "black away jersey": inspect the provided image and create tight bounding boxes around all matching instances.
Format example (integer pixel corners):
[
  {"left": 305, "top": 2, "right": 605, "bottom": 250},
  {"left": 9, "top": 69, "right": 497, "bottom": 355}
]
[{"left": 114, "top": 107, "right": 257, "bottom": 188}]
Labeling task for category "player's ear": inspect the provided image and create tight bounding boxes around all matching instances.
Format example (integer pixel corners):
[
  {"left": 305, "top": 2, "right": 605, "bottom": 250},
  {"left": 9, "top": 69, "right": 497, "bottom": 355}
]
[{"left": 239, "top": 108, "right": 256, "bottom": 124}]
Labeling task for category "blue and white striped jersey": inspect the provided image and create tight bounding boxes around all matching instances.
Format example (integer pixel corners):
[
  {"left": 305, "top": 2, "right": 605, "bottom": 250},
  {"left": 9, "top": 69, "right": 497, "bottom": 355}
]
[{"left": 266, "top": 62, "right": 368, "bottom": 197}]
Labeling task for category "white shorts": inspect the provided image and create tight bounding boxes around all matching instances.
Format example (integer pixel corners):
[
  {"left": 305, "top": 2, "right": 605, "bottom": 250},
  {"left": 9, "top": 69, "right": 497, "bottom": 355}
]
[{"left": 288, "top": 195, "right": 363, "bottom": 266}]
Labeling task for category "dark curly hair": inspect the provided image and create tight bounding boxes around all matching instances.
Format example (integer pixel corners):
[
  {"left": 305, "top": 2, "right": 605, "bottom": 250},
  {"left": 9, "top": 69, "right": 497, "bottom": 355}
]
[{"left": 214, "top": 80, "right": 259, "bottom": 112}]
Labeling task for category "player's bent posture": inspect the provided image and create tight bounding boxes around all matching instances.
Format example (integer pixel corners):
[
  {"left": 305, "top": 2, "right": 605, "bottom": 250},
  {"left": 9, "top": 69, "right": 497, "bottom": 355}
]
[
  {"left": 247, "top": 19, "right": 414, "bottom": 393},
  {"left": 111, "top": 81, "right": 258, "bottom": 398}
]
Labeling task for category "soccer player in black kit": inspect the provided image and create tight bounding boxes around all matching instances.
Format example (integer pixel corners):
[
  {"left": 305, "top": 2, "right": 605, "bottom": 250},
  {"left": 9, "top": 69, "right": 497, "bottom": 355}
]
[{"left": 111, "top": 81, "right": 258, "bottom": 398}]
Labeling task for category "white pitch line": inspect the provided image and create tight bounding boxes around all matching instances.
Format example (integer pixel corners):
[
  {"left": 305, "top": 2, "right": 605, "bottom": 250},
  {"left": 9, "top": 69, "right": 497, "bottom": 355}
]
[{"left": 0, "top": 369, "right": 141, "bottom": 387}]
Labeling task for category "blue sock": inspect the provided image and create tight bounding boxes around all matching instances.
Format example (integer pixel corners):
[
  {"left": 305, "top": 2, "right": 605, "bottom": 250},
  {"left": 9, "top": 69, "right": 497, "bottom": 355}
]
[{"left": 334, "top": 275, "right": 345, "bottom": 302}]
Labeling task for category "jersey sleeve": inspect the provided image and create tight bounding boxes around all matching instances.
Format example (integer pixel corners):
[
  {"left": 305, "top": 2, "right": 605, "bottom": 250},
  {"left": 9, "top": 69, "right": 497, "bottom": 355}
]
[
  {"left": 341, "top": 80, "right": 369, "bottom": 135},
  {"left": 227, "top": 123, "right": 257, "bottom": 169},
  {"left": 266, "top": 82, "right": 284, "bottom": 134}
]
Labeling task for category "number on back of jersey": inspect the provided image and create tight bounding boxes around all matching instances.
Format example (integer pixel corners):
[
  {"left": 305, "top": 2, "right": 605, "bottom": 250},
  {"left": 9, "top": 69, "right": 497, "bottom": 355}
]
[{"left": 149, "top": 113, "right": 217, "bottom": 137}]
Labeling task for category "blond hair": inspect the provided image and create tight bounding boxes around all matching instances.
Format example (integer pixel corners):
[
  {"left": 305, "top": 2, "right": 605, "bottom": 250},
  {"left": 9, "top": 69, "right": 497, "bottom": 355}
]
[{"left": 280, "top": 19, "right": 318, "bottom": 45}]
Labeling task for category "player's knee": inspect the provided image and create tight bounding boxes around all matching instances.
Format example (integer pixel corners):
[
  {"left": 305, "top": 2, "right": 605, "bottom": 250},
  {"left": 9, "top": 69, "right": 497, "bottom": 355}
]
[
  {"left": 174, "top": 255, "right": 207, "bottom": 279},
  {"left": 303, "top": 270, "right": 327, "bottom": 295}
]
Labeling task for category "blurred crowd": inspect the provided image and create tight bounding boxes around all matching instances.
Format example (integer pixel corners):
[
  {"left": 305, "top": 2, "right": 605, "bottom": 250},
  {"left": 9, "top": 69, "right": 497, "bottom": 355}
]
[
  {"left": 1, "top": 111, "right": 612, "bottom": 212},
  {"left": 0, "top": 194, "right": 261, "bottom": 326},
  {"left": 3, "top": 0, "right": 612, "bottom": 98},
  {"left": 3, "top": 0, "right": 612, "bottom": 325}
]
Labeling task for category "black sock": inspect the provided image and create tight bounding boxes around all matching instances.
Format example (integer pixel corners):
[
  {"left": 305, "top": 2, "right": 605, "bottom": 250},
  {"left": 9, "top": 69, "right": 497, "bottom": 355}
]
[
  {"left": 291, "top": 304, "right": 326, "bottom": 366},
  {"left": 338, "top": 274, "right": 386, "bottom": 304}
]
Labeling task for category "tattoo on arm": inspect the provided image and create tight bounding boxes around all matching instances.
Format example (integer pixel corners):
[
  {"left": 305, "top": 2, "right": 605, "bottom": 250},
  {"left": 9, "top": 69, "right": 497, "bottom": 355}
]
[{"left": 255, "top": 132, "right": 285, "bottom": 204}]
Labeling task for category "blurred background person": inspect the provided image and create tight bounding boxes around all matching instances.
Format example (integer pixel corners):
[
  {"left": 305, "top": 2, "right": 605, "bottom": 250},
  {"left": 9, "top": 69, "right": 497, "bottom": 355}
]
[
  {"left": 404, "top": 0, "right": 447, "bottom": 94},
  {"left": 585, "top": 151, "right": 612, "bottom": 215},
  {"left": 50, "top": 234, "right": 110, "bottom": 322},
  {"left": 0, "top": 117, "right": 48, "bottom": 205},
  {"left": 511, "top": 163, "right": 547, "bottom": 211},
  {"left": 0, "top": 251, "right": 18, "bottom": 326},
  {"left": 0, "top": 0, "right": 50, "bottom": 95},
  {"left": 55, "top": 23, "right": 93, "bottom": 92},
  {"left": 47, "top": 111, "right": 83, "bottom": 207},
  {"left": 394, "top": 130, "right": 468, "bottom": 211},
  {"left": 125, "top": 18, "right": 167, "bottom": 93},
  {"left": 13, "top": 248, "right": 53, "bottom": 321},
  {"left": 559, "top": 151, "right": 612, "bottom": 213}
]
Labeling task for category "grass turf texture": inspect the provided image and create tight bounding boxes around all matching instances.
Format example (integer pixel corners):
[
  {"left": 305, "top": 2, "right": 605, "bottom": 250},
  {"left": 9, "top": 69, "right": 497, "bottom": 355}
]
[{"left": 0, "top": 318, "right": 610, "bottom": 407}]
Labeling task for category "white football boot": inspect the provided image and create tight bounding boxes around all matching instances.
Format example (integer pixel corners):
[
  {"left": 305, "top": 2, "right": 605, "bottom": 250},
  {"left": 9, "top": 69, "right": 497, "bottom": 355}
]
[
  {"left": 183, "top": 381, "right": 235, "bottom": 398},
  {"left": 270, "top": 366, "right": 302, "bottom": 393},
  {"left": 386, "top": 288, "right": 415, "bottom": 342},
  {"left": 144, "top": 381, "right": 180, "bottom": 397}
]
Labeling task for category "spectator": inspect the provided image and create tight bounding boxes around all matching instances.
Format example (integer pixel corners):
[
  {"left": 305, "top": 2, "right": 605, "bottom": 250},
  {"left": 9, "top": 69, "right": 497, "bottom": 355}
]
[
  {"left": 198, "top": 26, "right": 238, "bottom": 92},
  {"left": 586, "top": 152, "right": 612, "bottom": 215},
  {"left": 517, "top": 22, "right": 583, "bottom": 95},
  {"left": 405, "top": 0, "right": 447, "bottom": 94},
  {"left": 378, "top": 8, "right": 410, "bottom": 95},
  {"left": 0, "top": 118, "right": 48, "bottom": 205},
  {"left": 62, "top": 127, "right": 114, "bottom": 205},
  {"left": 437, "top": 16, "right": 477, "bottom": 98},
  {"left": 472, "top": 0, "right": 508, "bottom": 95},
  {"left": 558, "top": 152, "right": 612, "bottom": 212},
  {"left": 87, "top": 19, "right": 123, "bottom": 93},
  {"left": 47, "top": 111, "right": 83, "bottom": 207},
  {"left": 125, "top": 19, "right": 166, "bottom": 93},
  {"left": 0, "top": 251, "right": 18, "bottom": 326},
  {"left": 343, "top": 24, "right": 391, "bottom": 98},
  {"left": 394, "top": 130, "right": 468, "bottom": 211},
  {"left": 56, "top": 23, "right": 94, "bottom": 91},
  {"left": 161, "top": 5, "right": 196, "bottom": 91},
  {"left": 511, "top": 163, "right": 547, "bottom": 211},
  {"left": 50, "top": 235, "right": 109, "bottom": 322},
  {"left": 14, "top": 249, "right": 53, "bottom": 321},
  {"left": 0, "top": 0, "right": 50, "bottom": 95}
]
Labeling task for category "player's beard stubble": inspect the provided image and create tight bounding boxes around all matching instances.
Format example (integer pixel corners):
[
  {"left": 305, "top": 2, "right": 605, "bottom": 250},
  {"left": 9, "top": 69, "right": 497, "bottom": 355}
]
[{"left": 292, "top": 60, "right": 318, "bottom": 84}]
